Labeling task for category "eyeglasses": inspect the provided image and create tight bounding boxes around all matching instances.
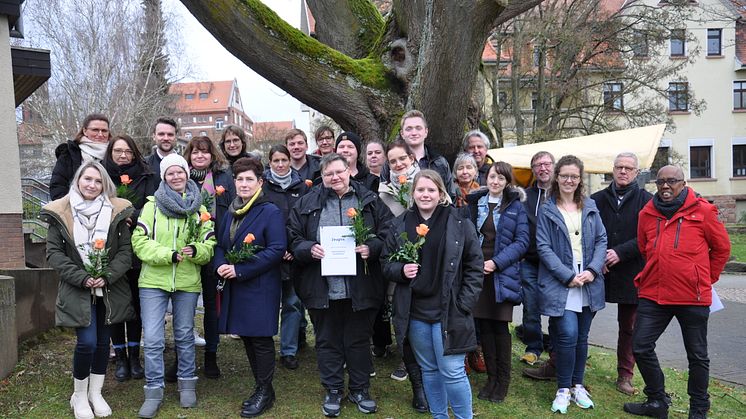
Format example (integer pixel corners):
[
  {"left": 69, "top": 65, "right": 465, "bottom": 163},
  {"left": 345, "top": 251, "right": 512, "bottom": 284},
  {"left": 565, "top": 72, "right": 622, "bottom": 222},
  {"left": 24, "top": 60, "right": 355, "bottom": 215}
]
[
  {"left": 614, "top": 165, "right": 637, "bottom": 172},
  {"left": 558, "top": 174, "right": 580, "bottom": 182},
  {"left": 655, "top": 178, "right": 684, "bottom": 186},
  {"left": 321, "top": 168, "right": 348, "bottom": 179},
  {"left": 112, "top": 149, "right": 133, "bottom": 156},
  {"left": 224, "top": 139, "right": 242, "bottom": 145},
  {"left": 532, "top": 162, "right": 552, "bottom": 169},
  {"left": 318, "top": 136, "right": 334, "bottom": 143}
]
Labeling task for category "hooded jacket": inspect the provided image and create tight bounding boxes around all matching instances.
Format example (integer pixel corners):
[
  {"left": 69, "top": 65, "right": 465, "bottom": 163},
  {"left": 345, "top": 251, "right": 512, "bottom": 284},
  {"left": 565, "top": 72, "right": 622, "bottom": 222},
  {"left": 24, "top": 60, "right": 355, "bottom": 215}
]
[
  {"left": 41, "top": 196, "right": 135, "bottom": 327},
  {"left": 635, "top": 188, "right": 731, "bottom": 306},
  {"left": 381, "top": 206, "right": 484, "bottom": 355},
  {"left": 50, "top": 141, "right": 83, "bottom": 200},
  {"left": 132, "top": 197, "right": 216, "bottom": 293}
]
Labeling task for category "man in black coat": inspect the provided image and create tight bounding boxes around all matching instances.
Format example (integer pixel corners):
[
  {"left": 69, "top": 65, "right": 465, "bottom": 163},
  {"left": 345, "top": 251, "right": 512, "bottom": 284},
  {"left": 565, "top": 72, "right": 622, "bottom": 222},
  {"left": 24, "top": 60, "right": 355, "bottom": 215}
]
[
  {"left": 590, "top": 152, "right": 652, "bottom": 396},
  {"left": 143, "top": 117, "right": 179, "bottom": 176}
]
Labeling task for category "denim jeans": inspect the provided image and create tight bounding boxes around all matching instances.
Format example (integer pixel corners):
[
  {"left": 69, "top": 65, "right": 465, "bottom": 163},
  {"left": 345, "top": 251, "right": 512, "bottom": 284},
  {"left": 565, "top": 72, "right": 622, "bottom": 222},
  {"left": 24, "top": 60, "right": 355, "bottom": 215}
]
[
  {"left": 549, "top": 307, "right": 595, "bottom": 389},
  {"left": 633, "top": 298, "right": 710, "bottom": 411},
  {"left": 140, "top": 288, "right": 199, "bottom": 388},
  {"left": 408, "top": 319, "right": 473, "bottom": 419},
  {"left": 520, "top": 261, "right": 544, "bottom": 356},
  {"left": 73, "top": 299, "right": 111, "bottom": 379},
  {"left": 280, "top": 279, "right": 302, "bottom": 357}
]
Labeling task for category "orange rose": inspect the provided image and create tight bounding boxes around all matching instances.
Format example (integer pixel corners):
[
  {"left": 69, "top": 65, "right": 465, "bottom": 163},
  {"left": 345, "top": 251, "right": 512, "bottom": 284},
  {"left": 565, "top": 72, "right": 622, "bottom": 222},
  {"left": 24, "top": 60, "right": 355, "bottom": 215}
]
[
  {"left": 199, "top": 212, "right": 212, "bottom": 222},
  {"left": 305, "top": 179, "right": 313, "bottom": 187},
  {"left": 215, "top": 185, "right": 225, "bottom": 196},
  {"left": 120, "top": 174, "right": 132, "bottom": 185},
  {"left": 415, "top": 224, "right": 429, "bottom": 237},
  {"left": 244, "top": 233, "right": 256, "bottom": 244},
  {"left": 398, "top": 175, "right": 408, "bottom": 185},
  {"left": 93, "top": 239, "right": 106, "bottom": 250},
  {"left": 346, "top": 208, "right": 357, "bottom": 218}
]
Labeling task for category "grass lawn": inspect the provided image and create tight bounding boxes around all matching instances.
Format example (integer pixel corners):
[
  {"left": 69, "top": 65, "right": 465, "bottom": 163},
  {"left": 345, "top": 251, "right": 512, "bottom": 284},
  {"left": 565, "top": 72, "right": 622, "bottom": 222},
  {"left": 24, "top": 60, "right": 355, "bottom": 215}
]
[
  {"left": 1, "top": 326, "right": 745, "bottom": 418},
  {"left": 730, "top": 232, "right": 746, "bottom": 262}
]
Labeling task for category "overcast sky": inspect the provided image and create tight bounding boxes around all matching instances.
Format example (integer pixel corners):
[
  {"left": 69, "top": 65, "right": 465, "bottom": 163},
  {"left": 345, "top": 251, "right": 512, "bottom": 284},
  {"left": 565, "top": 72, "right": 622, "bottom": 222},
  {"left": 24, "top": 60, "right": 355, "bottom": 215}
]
[{"left": 164, "top": 0, "right": 311, "bottom": 133}]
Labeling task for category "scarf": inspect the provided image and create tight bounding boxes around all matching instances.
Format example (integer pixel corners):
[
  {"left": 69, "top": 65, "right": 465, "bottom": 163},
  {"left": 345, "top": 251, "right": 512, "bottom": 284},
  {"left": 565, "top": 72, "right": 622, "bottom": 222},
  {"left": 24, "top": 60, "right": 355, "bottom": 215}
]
[
  {"left": 408, "top": 204, "right": 448, "bottom": 297},
  {"left": 190, "top": 168, "right": 207, "bottom": 182},
  {"left": 192, "top": 170, "right": 217, "bottom": 217},
  {"left": 653, "top": 187, "right": 688, "bottom": 220},
  {"left": 270, "top": 169, "right": 292, "bottom": 190},
  {"left": 456, "top": 180, "right": 481, "bottom": 208},
  {"left": 611, "top": 181, "right": 637, "bottom": 208},
  {"left": 153, "top": 179, "right": 202, "bottom": 219},
  {"left": 78, "top": 137, "right": 108, "bottom": 162},
  {"left": 104, "top": 159, "right": 150, "bottom": 206},
  {"left": 70, "top": 188, "right": 112, "bottom": 296},
  {"left": 227, "top": 188, "right": 263, "bottom": 241}
]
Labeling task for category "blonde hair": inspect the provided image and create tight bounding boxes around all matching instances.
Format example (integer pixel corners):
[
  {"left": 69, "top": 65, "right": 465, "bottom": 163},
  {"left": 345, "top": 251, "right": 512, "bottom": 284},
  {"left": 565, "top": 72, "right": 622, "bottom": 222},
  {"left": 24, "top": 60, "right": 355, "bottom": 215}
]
[
  {"left": 413, "top": 169, "right": 453, "bottom": 207},
  {"left": 70, "top": 160, "right": 117, "bottom": 199}
]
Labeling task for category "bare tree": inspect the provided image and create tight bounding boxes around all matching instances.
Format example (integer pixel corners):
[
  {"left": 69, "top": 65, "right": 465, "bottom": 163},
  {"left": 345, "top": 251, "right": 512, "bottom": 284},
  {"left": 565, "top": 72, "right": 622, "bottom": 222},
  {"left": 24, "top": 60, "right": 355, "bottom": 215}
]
[{"left": 178, "top": 0, "right": 545, "bottom": 161}]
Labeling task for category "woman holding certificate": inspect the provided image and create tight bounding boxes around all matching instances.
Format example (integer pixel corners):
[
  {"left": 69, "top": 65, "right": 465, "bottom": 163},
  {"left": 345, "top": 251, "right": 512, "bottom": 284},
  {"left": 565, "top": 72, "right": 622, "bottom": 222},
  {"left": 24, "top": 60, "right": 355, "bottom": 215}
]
[
  {"left": 213, "top": 157, "right": 286, "bottom": 418},
  {"left": 288, "top": 153, "right": 392, "bottom": 417},
  {"left": 381, "top": 170, "right": 484, "bottom": 419}
]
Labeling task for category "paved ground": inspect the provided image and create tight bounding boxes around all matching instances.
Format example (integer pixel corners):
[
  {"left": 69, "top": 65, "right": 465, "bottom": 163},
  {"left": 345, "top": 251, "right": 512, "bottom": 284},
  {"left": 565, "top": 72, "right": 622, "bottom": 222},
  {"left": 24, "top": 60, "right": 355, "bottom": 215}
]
[{"left": 513, "top": 273, "right": 746, "bottom": 386}]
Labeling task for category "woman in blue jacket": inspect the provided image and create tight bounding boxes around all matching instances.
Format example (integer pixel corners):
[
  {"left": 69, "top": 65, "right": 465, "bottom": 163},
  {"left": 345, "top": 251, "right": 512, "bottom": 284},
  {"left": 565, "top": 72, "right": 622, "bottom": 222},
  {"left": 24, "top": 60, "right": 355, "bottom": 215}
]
[
  {"left": 214, "top": 157, "right": 286, "bottom": 418},
  {"left": 536, "top": 155, "right": 607, "bottom": 414},
  {"left": 465, "top": 161, "right": 528, "bottom": 404}
]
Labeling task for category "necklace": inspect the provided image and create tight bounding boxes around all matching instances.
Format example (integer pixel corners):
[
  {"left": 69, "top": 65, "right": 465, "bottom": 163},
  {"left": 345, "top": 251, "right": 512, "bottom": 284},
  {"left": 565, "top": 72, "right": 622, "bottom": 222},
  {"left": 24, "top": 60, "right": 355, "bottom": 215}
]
[{"left": 558, "top": 205, "right": 581, "bottom": 236}]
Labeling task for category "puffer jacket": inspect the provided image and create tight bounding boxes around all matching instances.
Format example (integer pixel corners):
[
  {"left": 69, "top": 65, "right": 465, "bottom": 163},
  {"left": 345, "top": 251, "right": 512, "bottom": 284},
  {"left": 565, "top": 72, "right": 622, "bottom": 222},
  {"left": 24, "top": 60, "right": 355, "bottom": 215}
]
[
  {"left": 465, "top": 187, "right": 529, "bottom": 304},
  {"left": 287, "top": 180, "right": 393, "bottom": 311},
  {"left": 636, "top": 188, "right": 731, "bottom": 306},
  {"left": 381, "top": 206, "right": 484, "bottom": 355},
  {"left": 50, "top": 141, "right": 83, "bottom": 200},
  {"left": 132, "top": 196, "right": 216, "bottom": 293},
  {"left": 41, "top": 196, "right": 135, "bottom": 327},
  {"left": 536, "top": 197, "right": 607, "bottom": 317}
]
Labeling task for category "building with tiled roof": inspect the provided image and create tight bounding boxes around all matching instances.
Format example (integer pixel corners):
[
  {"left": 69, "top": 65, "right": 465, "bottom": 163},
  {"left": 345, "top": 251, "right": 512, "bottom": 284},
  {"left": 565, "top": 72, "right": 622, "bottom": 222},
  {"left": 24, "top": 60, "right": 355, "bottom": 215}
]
[{"left": 169, "top": 79, "right": 253, "bottom": 145}]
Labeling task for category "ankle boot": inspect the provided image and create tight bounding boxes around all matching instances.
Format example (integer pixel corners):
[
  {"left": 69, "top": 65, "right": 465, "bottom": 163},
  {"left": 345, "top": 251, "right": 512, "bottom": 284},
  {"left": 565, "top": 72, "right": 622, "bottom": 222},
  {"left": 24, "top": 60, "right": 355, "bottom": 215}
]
[
  {"left": 204, "top": 351, "right": 221, "bottom": 379},
  {"left": 70, "top": 377, "right": 94, "bottom": 419},
  {"left": 138, "top": 386, "right": 163, "bottom": 418},
  {"left": 114, "top": 348, "right": 131, "bottom": 382},
  {"left": 177, "top": 377, "right": 198, "bottom": 408},
  {"left": 405, "top": 362, "right": 428, "bottom": 413},
  {"left": 129, "top": 345, "right": 144, "bottom": 379},
  {"left": 478, "top": 334, "right": 498, "bottom": 401},
  {"left": 165, "top": 351, "right": 178, "bottom": 383},
  {"left": 241, "top": 383, "right": 275, "bottom": 417},
  {"left": 491, "top": 333, "right": 512, "bottom": 403},
  {"left": 87, "top": 373, "right": 112, "bottom": 417}
]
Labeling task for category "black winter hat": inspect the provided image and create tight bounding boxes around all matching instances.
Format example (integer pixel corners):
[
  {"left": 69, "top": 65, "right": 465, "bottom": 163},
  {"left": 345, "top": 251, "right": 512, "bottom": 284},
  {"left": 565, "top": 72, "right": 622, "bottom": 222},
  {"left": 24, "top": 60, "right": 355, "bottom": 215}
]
[{"left": 335, "top": 131, "right": 362, "bottom": 156}]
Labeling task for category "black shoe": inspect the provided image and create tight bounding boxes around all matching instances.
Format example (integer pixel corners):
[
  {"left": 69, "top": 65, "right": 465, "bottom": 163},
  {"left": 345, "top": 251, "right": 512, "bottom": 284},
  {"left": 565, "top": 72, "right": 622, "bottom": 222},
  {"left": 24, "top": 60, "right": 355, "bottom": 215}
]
[
  {"left": 240, "top": 384, "right": 275, "bottom": 417},
  {"left": 322, "top": 389, "right": 343, "bottom": 417},
  {"left": 165, "top": 354, "right": 177, "bottom": 383},
  {"left": 688, "top": 409, "right": 707, "bottom": 419},
  {"left": 407, "top": 363, "right": 428, "bottom": 413},
  {"left": 280, "top": 355, "right": 299, "bottom": 370},
  {"left": 204, "top": 351, "right": 221, "bottom": 378},
  {"left": 371, "top": 345, "right": 387, "bottom": 358},
  {"left": 348, "top": 389, "right": 377, "bottom": 414},
  {"left": 623, "top": 398, "right": 669, "bottom": 419},
  {"left": 114, "top": 348, "right": 131, "bottom": 382},
  {"left": 129, "top": 345, "right": 144, "bottom": 379}
]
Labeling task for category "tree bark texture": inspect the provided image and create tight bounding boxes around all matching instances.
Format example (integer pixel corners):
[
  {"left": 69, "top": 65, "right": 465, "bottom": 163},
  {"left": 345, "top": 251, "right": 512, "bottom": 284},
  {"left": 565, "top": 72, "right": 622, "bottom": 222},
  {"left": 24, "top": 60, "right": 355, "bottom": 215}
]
[{"left": 179, "top": 0, "right": 544, "bottom": 160}]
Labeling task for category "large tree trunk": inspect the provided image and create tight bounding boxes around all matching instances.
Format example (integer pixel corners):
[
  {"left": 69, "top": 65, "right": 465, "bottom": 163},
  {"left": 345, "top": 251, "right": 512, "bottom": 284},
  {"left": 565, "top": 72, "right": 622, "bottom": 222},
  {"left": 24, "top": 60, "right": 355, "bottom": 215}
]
[{"left": 179, "top": 0, "right": 544, "bottom": 160}]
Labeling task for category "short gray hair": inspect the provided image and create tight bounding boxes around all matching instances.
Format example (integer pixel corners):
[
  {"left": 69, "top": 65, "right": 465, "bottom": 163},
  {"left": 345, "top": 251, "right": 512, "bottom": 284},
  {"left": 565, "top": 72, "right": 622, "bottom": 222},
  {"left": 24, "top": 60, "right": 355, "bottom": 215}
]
[
  {"left": 452, "top": 152, "right": 478, "bottom": 178},
  {"left": 70, "top": 160, "right": 117, "bottom": 199},
  {"left": 614, "top": 152, "right": 639, "bottom": 169},
  {"left": 320, "top": 152, "right": 349, "bottom": 173},
  {"left": 461, "top": 130, "right": 490, "bottom": 151}
]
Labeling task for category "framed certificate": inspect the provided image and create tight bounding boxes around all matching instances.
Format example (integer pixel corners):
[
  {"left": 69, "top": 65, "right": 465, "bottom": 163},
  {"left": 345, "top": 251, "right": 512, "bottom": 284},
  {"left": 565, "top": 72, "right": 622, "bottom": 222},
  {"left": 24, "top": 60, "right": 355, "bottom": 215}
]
[{"left": 319, "top": 226, "right": 357, "bottom": 276}]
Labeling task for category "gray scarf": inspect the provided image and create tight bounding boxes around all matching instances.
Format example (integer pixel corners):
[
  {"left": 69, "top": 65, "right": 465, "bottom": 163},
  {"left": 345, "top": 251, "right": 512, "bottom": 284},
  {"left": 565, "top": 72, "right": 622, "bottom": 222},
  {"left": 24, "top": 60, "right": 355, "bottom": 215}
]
[
  {"left": 154, "top": 179, "right": 202, "bottom": 218},
  {"left": 270, "top": 169, "right": 292, "bottom": 190}
]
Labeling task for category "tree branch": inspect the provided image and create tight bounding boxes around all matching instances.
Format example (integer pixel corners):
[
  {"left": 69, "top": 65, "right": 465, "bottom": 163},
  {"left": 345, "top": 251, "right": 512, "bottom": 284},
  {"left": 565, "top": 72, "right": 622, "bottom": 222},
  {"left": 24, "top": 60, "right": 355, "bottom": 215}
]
[
  {"left": 306, "top": 0, "right": 385, "bottom": 58},
  {"left": 494, "top": 0, "right": 546, "bottom": 26}
]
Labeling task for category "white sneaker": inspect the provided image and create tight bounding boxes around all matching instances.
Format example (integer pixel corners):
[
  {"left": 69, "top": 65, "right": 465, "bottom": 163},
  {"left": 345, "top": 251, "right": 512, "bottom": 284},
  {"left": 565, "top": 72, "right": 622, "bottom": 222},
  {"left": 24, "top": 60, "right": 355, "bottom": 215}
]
[
  {"left": 571, "top": 384, "right": 594, "bottom": 409},
  {"left": 551, "top": 388, "right": 571, "bottom": 414},
  {"left": 193, "top": 330, "right": 206, "bottom": 347}
]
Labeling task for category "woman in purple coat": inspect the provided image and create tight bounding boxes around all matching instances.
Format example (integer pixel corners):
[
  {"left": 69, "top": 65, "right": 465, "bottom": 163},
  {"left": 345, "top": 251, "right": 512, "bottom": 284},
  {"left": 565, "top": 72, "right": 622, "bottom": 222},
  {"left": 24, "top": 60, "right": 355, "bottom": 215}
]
[{"left": 214, "top": 157, "right": 286, "bottom": 418}]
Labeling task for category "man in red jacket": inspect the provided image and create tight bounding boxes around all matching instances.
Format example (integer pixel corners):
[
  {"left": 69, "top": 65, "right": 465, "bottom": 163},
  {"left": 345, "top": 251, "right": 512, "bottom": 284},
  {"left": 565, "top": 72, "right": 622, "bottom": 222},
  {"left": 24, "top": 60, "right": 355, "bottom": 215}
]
[{"left": 623, "top": 165, "right": 730, "bottom": 419}]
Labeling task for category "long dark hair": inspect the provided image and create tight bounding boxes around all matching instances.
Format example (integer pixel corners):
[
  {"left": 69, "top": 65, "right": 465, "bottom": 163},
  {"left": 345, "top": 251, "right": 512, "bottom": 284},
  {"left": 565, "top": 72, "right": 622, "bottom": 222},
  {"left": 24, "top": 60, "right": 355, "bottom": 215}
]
[
  {"left": 548, "top": 154, "right": 585, "bottom": 208},
  {"left": 104, "top": 134, "right": 148, "bottom": 170},
  {"left": 488, "top": 161, "right": 515, "bottom": 205}
]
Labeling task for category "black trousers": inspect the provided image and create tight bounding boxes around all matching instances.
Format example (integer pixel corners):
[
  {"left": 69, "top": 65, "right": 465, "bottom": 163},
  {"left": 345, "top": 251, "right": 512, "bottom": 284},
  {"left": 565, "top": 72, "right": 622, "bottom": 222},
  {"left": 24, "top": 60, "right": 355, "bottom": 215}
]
[
  {"left": 633, "top": 298, "right": 710, "bottom": 411},
  {"left": 201, "top": 267, "right": 219, "bottom": 353},
  {"left": 371, "top": 301, "right": 393, "bottom": 348},
  {"left": 241, "top": 336, "right": 276, "bottom": 386},
  {"left": 308, "top": 299, "right": 377, "bottom": 392}
]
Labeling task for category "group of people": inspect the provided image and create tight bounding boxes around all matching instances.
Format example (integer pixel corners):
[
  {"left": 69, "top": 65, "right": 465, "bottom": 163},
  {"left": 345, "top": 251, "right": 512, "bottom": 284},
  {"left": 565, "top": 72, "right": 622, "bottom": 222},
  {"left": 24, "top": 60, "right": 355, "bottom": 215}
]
[{"left": 43, "top": 109, "right": 730, "bottom": 419}]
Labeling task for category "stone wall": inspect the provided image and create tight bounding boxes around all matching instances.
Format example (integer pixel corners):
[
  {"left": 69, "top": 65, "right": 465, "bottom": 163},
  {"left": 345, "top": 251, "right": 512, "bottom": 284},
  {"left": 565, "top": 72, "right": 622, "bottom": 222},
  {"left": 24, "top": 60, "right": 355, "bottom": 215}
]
[
  {"left": 705, "top": 194, "right": 746, "bottom": 224},
  {"left": 0, "top": 268, "right": 58, "bottom": 342},
  {"left": 0, "top": 213, "right": 25, "bottom": 269},
  {"left": 0, "top": 275, "right": 17, "bottom": 380}
]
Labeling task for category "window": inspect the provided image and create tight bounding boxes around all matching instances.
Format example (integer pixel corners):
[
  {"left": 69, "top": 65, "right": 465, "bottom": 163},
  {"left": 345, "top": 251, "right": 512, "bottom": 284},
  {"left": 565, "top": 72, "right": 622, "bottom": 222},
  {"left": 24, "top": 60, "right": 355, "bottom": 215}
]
[
  {"left": 185, "top": 93, "right": 195, "bottom": 100},
  {"left": 199, "top": 131, "right": 207, "bottom": 136},
  {"left": 670, "top": 29, "right": 685, "bottom": 56},
  {"left": 632, "top": 31, "right": 649, "bottom": 57},
  {"left": 531, "top": 92, "right": 538, "bottom": 110},
  {"left": 498, "top": 91, "right": 508, "bottom": 109},
  {"left": 533, "top": 47, "right": 540, "bottom": 67},
  {"left": 603, "top": 82, "right": 624, "bottom": 111},
  {"left": 215, "top": 118, "right": 224, "bottom": 130},
  {"left": 199, "top": 92, "right": 208, "bottom": 100},
  {"left": 734, "top": 139, "right": 746, "bottom": 177},
  {"left": 734, "top": 81, "right": 746, "bottom": 110},
  {"left": 184, "top": 131, "right": 192, "bottom": 140},
  {"left": 707, "top": 29, "right": 722, "bottom": 56},
  {"left": 668, "top": 82, "right": 688, "bottom": 111},
  {"left": 690, "top": 145, "right": 712, "bottom": 178}
]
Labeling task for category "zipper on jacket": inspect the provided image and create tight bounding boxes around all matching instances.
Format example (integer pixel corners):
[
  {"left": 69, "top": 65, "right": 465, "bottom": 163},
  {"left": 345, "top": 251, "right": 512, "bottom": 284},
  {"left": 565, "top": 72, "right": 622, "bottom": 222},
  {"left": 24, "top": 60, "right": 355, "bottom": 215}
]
[
  {"left": 104, "top": 287, "right": 112, "bottom": 324},
  {"left": 653, "top": 218, "right": 662, "bottom": 249},
  {"left": 694, "top": 266, "right": 701, "bottom": 302},
  {"left": 337, "top": 197, "right": 351, "bottom": 297},
  {"left": 172, "top": 218, "right": 179, "bottom": 292},
  {"left": 674, "top": 218, "right": 683, "bottom": 249}
]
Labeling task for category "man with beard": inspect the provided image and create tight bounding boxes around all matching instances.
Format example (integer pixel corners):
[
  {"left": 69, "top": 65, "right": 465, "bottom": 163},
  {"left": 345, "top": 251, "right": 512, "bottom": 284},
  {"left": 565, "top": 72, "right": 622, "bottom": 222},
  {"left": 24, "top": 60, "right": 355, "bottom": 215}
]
[{"left": 144, "top": 117, "right": 178, "bottom": 175}]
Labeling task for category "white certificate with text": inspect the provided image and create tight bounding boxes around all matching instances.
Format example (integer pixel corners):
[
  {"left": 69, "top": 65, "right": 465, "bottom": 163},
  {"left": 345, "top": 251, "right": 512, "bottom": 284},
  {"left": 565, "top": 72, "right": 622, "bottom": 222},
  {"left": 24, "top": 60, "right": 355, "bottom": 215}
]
[{"left": 320, "top": 226, "right": 357, "bottom": 276}]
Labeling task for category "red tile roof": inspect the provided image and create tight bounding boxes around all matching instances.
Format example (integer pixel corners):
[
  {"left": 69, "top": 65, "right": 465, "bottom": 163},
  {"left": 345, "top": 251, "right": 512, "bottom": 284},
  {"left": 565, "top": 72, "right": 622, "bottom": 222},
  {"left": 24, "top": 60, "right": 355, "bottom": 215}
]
[{"left": 170, "top": 80, "right": 236, "bottom": 113}]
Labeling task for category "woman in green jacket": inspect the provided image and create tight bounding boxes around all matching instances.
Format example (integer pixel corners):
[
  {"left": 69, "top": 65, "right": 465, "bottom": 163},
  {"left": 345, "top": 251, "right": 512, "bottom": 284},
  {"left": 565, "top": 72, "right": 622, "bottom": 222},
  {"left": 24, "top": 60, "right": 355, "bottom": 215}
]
[
  {"left": 41, "top": 160, "right": 134, "bottom": 419},
  {"left": 131, "top": 153, "right": 216, "bottom": 418}
]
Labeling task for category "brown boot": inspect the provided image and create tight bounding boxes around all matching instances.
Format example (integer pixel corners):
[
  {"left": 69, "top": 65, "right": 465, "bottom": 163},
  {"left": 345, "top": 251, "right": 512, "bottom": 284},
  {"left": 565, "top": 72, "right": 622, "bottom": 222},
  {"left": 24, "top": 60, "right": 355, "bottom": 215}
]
[
  {"left": 522, "top": 361, "right": 556, "bottom": 381},
  {"left": 616, "top": 376, "right": 637, "bottom": 396},
  {"left": 491, "top": 333, "right": 512, "bottom": 403}
]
